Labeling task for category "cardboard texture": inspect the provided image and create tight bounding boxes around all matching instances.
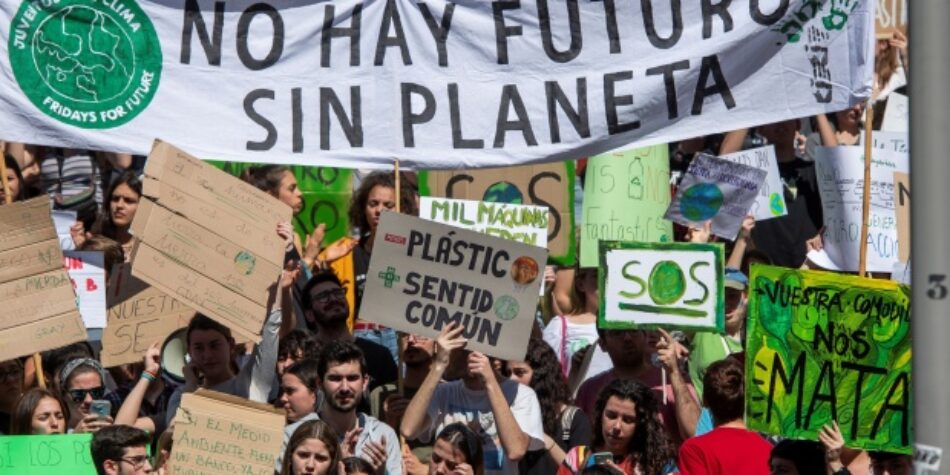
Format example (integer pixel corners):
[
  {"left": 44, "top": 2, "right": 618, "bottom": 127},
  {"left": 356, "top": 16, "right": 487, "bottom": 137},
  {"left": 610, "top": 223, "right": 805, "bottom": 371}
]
[
  {"left": 599, "top": 241, "right": 724, "bottom": 332},
  {"left": 419, "top": 161, "right": 576, "bottom": 266},
  {"left": 361, "top": 213, "right": 547, "bottom": 362},
  {"left": 0, "top": 198, "right": 86, "bottom": 361},
  {"left": 580, "top": 145, "right": 672, "bottom": 267},
  {"left": 894, "top": 172, "right": 910, "bottom": 263},
  {"left": 102, "top": 263, "right": 194, "bottom": 367},
  {"left": 0, "top": 433, "right": 97, "bottom": 474},
  {"left": 876, "top": 0, "right": 907, "bottom": 37},
  {"left": 746, "top": 265, "right": 912, "bottom": 454},
  {"left": 170, "top": 389, "right": 285, "bottom": 475}
]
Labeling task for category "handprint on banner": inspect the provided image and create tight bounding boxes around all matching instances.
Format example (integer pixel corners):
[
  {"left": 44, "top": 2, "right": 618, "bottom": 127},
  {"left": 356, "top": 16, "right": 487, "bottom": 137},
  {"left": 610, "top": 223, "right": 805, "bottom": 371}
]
[{"left": 823, "top": 0, "right": 858, "bottom": 31}]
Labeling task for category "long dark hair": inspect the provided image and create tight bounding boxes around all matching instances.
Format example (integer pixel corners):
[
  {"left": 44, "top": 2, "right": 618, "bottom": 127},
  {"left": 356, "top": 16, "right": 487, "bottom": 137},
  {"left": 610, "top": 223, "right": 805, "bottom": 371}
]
[
  {"left": 281, "top": 419, "right": 341, "bottom": 475},
  {"left": 520, "top": 338, "right": 571, "bottom": 438},
  {"left": 11, "top": 388, "right": 69, "bottom": 435},
  {"left": 435, "top": 423, "right": 484, "bottom": 475},
  {"left": 2, "top": 154, "right": 26, "bottom": 202},
  {"left": 93, "top": 171, "right": 142, "bottom": 238},
  {"left": 244, "top": 165, "right": 290, "bottom": 196},
  {"left": 591, "top": 379, "right": 673, "bottom": 475},
  {"left": 348, "top": 171, "right": 417, "bottom": 235}
]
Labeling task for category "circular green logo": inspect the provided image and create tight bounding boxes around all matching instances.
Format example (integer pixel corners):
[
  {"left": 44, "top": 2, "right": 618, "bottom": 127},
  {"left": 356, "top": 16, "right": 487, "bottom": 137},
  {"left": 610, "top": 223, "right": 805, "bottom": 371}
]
[
  {"left": 9, "top": 0, "right": 162, "bottom": 129},
  {"left": 493, "top": 295, "right": 519, "bottom": 321}
]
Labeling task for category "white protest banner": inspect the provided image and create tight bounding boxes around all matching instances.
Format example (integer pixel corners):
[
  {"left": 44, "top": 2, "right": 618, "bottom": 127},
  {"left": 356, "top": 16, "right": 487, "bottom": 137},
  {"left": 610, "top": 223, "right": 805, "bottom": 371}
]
[
  {"left": 419, "top": 197, "right": 549, "bottom": 248},
  {"left": 881, "top": 93, "right": 909, "bottom": 133},
  {"left": 600, "top": 241, "right": 724, "bottom": 332},
  {"left": 665, "top": 154, "right": 767, "bottom": 240},
  {"left": 63, "top": 251, "right": 107, "bottom": 329},
  {"left": 861, "top": 130, "right": 908, "bottom": 154},
  {"left": 718, "top": 146, "right": 787, "bottom": 221},
  {"left": 894, "top": 171, "right": 909, "bottom": 263},
  {"left": 52, "top": 209, "right": 77, "bottom": 250},
  {"left": 362, "top": 212, "right": 547, "bottom": 361},
  {"left": 808, "top": 146, "right": 908, "bottom": 273},
  {"left": 0, "top": 1, "right": 872, "bottom": 169}
]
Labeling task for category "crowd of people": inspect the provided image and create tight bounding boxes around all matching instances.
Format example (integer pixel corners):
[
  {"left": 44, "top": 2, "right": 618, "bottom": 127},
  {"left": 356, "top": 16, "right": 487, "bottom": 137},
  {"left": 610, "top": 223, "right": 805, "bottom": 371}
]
[{"left": 0, "top": 30, "right": 912, "bottom": 475}]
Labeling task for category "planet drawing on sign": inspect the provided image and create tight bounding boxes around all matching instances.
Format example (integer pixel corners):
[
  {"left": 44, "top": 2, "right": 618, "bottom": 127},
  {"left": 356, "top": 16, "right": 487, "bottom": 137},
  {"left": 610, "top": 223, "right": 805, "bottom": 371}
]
[
  {"left": 679, "top": 183, "right": 723, "bottom": 221},
  {"left": 483, "top": 181, "right": 524, "bottom": 204},
  {"left": 769, "top": 192, "right": 785, "bottom": 216},
  {"left": 648, "top": 261, "right": 686, "bottom": 305},
  {"left": 234, "top": 251, "right": 256, "bottom": 275}
]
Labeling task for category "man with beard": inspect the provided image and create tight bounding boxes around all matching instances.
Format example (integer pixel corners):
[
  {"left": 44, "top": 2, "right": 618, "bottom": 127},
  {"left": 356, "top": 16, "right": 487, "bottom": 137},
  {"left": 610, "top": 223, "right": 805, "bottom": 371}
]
[
  {"left": 574, "top": 328, "right": 701, "bottom": 446},
  {"left": 302, "top": 270, "right": 397, "bottom": 392},
  {"left": 399, "top": 323, "right": 545, "bottom": 475},
  {"left": 278, "top": 340, "right": 403, "bottom": 474}
]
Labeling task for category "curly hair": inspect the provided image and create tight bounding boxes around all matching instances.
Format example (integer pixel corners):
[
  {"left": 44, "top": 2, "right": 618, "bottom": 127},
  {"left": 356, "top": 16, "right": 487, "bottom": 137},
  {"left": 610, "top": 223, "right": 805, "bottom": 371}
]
[
  {"left": 520, "top": 338, "right": 571, "bottom": 438},
  {"left": 348, "top": 171, "right": 417, "bottom": 235},
  {"left": 591, "top": 379, "right": 673, "bottom": 475}
]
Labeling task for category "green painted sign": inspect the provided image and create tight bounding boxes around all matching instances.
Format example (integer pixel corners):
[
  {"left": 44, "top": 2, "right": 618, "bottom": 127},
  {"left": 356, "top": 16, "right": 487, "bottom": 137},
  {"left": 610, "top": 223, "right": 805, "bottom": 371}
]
[
  {"left": 746, "top": 265, "right": 912, "bottom": 453},
  {"left": 581, "top": 145, "right": 672, "bottom": 268},
  {"left": 0, "top": 433, "right": 96, "bottom": 474},
  {"left": 208, "top": 162, "right": 352, "bottom": 246}
]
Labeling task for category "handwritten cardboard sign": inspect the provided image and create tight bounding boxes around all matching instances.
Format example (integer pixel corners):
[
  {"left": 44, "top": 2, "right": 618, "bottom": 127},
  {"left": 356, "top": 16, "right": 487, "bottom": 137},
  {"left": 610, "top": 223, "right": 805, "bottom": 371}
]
[
  {"left": 63, "top": 251, "right": 107, "bottom": 329},
  {"left": 665, "top": 154, "right": 767, "bottom": 240},
  {"left": 580, "top": 145, "right": 672, "bottom": 268},
  {"left": 0, "top": 433, "right": 96, "bottom": 474},
  {"left": 361, "top": 213, "right": 547, "bottom": 361},
  {"left": 746, "top": 265, "right": 912, "bottom": 454},
  {"left": 101, "top": 263, "right": 194, "bottom": 368},
  {"left": 420, "top": 161, "right": 575, "bottom": 266},
  {"left": 810, "top": 146, "right": 908, "bottom": 272},
  {"left": 893, "top": 172, "right": 910, "bottom": 263},
  {"left": 718, "top": 146, "right": 787, "bottom": 221},
  {"left": 170, "top": 389, "right": 285, "bottom": 475},
  {"left": 876, "top": 0, "right": 907, "bottom": 37},
  {"left": 130, "top": 140, "right": 291, "bottom": 343},
  {"left": 599, "top": 241, "right": 724, "bottom": 332},
  {"left": 0, "top": 197, "right": 86, "bottom": 361},
  {"left": 419, "top": 197, "right": 549, "bottom": 248}
]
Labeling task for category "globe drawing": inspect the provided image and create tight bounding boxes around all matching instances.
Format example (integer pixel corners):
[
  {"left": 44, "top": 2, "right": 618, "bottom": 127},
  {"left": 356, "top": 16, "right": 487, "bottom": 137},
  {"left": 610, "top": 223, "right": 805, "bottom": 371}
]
[
  {"left": 483, "top": 181, "right": 524, "bottom": 204},
  {"left": 33, "top": 5, "right": 133, "bottom": 103},
  {"left": 679, "top": 183, "right": 724, "bottom": 221}
]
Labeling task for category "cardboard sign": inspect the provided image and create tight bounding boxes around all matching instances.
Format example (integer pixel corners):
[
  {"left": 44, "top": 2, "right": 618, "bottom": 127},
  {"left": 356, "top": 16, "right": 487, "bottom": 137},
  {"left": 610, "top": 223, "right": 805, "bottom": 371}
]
[
  {"left": 810, "top": 146, "right": 908, "bottom": 272},
  {"left": 881, "top": 93, "right": 909, "bottom": 133},
  {"left": 420, "top": 161, "right": 575, "bottom": 266},
  {"left": 0, "top": 433, "right": 96, "bottom": 474},
  {"left": 361, "top": 213, "right": 547, "bottom": 361},
  {"left": 210, "top": 161, "right": 353, "bottom": 246},
  {"left": 876, "top": 0, "right": 907, "bottom": 37},
  {"left": 101, "top": 263, "right": 193, "bottom": 368},
  {"left": 894, "top": 172, "right": 910, "bottom": 263},
  {"left": 599, "top": 241, "right": 724, "bottom": 332},
  {"left": 665, "top": 154, "right": 768, "bottom": 240},
  {"left": 52, "top": 210, "right": 77, "bottom": 250},
  {"left": 580, "top": 145, "right": 672, "bottom": 268},
  {"left": 419, "top": 197, "right": 549, "bottom": 248},
  {"left": 63, "top": 251, "right": 107, "bottom": 329},
  {"left": 0, "top": 197, "right": 86, "bottom": 361},
  {"left": 746, "top": 265, "right": 912, "bottom": 454},
  {"left": 130, "top": 140, "right": 291, "bottom": 343},
  {"left": 717, "top": 146, "right": 787, "bottom": 221},
  {"left": 170, "top": 389, "right": 285, "bottom": 475}
]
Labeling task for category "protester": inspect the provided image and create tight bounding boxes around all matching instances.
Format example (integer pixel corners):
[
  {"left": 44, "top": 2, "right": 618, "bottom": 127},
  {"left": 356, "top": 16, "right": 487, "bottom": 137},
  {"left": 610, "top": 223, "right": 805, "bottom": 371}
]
[
  {"left": 280, "top": 340, "right": 402, "bottom": 474},
  {"left": 558, "top": 379, "right": 676, "bottom": 475},
  {"left": 90, "top": 424, "right": 152, "bottom": 475},
  {"left": 74, "top": 170, "right": 141, "bottom": 258},
  {"left": 60, "top": 357, "right": 114, "bottom": 433},
  {"left": 428, "top": 422, "right": 485, "bottom": 475},
  {"left": 341, "top": 456, "right": 377, "bottom": 475},
  {"left": 114, "top": 343, "right": 175, "bottom": 440},
  {"left": 10, "top": 387, "right": 68, "bottom": 435},
  {"left": 0, "top": 358, "right": 23, "bottom": 433},
  {"left": 281, "top": 419, "right": 343, "bottom": 475},
  {"left": 868, "top": 451, "right": 912, "bottom": 475},
  {"left": 686, "top": 269, "right": 748, "bottom": 396},
  {"left": 278, "top": 329, "right": 319, "bottom": 377},
  {"left": 38, "top": 147, "right": 103, "bottom": 229},
  {"left": 280, "top": 358, "right": 320, "bottom": 424},
  {"left": 768, "top": 439, "right": 825, "bottom": 475},
  {"left": 301, "top": 269, "right": 397, "bottom": 392},
  {"left": 677, "top": 358, "right": 772, "bottom": 475},
  {"left": 1, "top": 153, "right": 27, "bottom": 202},
  {"left": 542, "top": 267, "right": 612, "bottom": 381},
  {"left": 506, "top": 338, "right": 592, "bottom": 474},
  {"left": 401, "top": 323, "right": 545, "bottom": 475}
]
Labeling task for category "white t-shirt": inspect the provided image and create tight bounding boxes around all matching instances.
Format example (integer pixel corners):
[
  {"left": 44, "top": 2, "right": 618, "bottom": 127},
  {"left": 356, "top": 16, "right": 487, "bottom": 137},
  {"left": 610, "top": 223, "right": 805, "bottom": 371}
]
[
  {"left": 421, "top": 379, "right": 544, "bottom": 475},
  {"left": 542, "top": 315, "right": 613, "bottom": 382}
]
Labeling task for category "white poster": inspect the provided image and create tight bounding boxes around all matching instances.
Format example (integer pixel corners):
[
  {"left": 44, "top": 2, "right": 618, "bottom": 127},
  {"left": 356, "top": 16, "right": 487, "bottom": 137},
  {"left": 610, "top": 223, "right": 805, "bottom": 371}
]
[
  {"left": 881, "top": 92, "right": 909, "bottom": 133},
  {"left": 0, "top": 0, "right": 873, "bottom": 169},
  {"left": 809, "top": 146, "right": 908, "bottom": 273},
  {"left": 717, "top": 146, "right": 787, "bottom": 221},
  {"left": 63, "top": 251, "right": 107, "bottom": 329}
]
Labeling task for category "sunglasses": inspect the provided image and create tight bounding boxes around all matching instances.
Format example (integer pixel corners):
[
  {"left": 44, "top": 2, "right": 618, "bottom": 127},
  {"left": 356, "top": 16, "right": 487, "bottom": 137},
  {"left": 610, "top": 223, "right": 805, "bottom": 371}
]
[{"left": 67, "top": 387, "right": 106, "bottom": 404}]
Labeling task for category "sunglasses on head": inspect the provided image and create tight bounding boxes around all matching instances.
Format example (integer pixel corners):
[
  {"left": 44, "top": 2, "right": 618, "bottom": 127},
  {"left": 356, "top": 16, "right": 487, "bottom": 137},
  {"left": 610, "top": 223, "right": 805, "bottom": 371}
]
[{"left": 67, "top": 387, "right": 105, "bottom": 403}]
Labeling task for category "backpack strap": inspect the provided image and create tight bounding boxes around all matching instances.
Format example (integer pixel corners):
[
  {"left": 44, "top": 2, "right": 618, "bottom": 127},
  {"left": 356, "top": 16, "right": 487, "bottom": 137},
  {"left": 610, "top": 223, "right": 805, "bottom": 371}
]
[{"left": 560, "top": 406, "right": 579, "bottom": 442}]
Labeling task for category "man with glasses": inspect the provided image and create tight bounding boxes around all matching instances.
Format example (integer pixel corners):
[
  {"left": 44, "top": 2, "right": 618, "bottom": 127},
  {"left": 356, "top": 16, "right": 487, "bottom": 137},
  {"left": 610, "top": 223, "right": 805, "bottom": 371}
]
[
  {"left": 302, "top": 270, "right": 397, "bottom": 393},
  {"left": 90, "top": 425, "right": 151, "bottom": 475}
]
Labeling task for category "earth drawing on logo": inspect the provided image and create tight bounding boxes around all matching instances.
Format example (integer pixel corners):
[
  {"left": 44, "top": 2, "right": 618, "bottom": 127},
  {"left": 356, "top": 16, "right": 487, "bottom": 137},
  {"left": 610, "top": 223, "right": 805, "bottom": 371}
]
[{"left": 9, "top": 0, "right": 162, "bottom": 128}]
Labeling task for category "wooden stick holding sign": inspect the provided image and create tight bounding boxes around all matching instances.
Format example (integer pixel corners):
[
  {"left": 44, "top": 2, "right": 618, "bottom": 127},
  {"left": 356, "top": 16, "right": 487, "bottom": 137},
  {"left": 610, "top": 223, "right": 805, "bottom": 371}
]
[
  {"left": 859, "top": 101, "right": 874, "bottom": 277},
  {"left": 0, "top": 154, "right": 47, "bottom": 389}
]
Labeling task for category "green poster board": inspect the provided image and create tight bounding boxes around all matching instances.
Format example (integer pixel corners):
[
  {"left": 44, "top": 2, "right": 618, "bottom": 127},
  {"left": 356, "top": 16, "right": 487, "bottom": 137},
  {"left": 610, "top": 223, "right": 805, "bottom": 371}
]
[
  {"left": 208, "top": 162, "right": 352, "bottom": 245},
  {"left": 746, "top": 265, "right": 912, "bottom": 453},
  {"left": 580, "top": 145, "right": 672, "bottom": 268},
  {"left": 0, "top": 434, "right": 96, "bottom": 474}
]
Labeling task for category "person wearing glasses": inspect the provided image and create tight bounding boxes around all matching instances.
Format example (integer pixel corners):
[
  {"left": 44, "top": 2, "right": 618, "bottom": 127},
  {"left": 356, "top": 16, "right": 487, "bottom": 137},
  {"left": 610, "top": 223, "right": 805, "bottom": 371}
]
[
  {"left": 59, "top": 358, "right": 114, "bottom": 433},
  {"left": 301, "top": 270, "right": 397, "bottom": 395},
  {"left": 90, "top": 425, "right": 152, "bottom": 475},
  {"left": 0, "top": 358, "right": 24, "bottom": 434}
]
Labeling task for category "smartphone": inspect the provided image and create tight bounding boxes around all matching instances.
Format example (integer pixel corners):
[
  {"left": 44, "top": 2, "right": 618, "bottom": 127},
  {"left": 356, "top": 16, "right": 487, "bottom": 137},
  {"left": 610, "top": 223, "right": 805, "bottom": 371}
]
[
  {"left": 90, "top": 400, "right": 111, "bottom": 419},
  {"left": 587, "top": 452, "right": 613, "bottom": 467}
]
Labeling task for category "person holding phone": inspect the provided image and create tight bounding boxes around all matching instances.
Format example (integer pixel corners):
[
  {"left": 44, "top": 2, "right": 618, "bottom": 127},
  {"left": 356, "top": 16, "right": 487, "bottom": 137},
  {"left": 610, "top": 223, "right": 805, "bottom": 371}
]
[
  {"left": 59, "top": 358, "right": 114, "bottom": 433},
  {"left": 557, "top": 379, "right": 676, "bottom": 475}
]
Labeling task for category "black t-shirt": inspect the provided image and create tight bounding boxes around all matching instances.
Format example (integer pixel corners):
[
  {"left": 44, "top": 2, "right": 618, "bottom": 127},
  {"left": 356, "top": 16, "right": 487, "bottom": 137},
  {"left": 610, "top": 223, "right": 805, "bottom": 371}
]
[
  {"left": 352, "top": 244, "right": 371, "bottom": 318},
  {"left": 751, "top": 158, "right": 823, "bottom": 268},
  {"left": 519, "top": 405, "right": 593, "bottom": 475},
  {"left": 354, "top": 337, "right": 397, "bottom": 392}
]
